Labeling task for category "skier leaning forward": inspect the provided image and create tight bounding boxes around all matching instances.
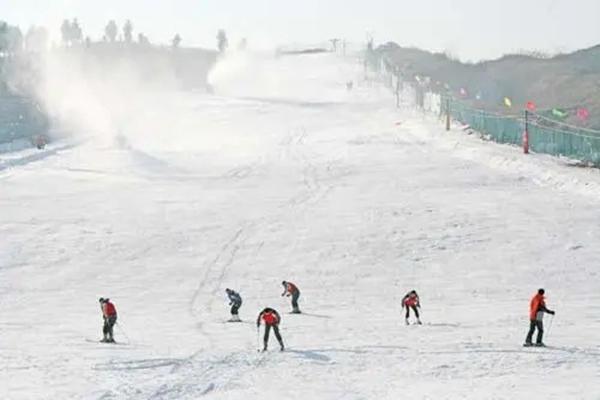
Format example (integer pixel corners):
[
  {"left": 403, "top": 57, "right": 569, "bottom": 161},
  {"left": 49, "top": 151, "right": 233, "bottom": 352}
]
[
  {"left": 257, "top": 307, "right": 285, "bottom": 352},
  {"left": 99, "top": 297, "right": 117, "bottom": 343},
  {"left": 402, "top": 290, "right": 422, "bottom": 325},
  {"left": 281, "top": 281, "right": 301, "bottom": 313},
  {"left": 225, "top": 288, "right": 242, "bottom": 322},
  {"left": 524, "top": 288, "right": 555, "bottom": 347}
]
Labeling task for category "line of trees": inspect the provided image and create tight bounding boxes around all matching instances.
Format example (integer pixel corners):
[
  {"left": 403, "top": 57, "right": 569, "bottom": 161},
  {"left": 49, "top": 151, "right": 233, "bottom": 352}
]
[
  {"left": 0, "top": 21, "right": 49, "bottom": 56},
  {"left": 59, "top": 18, "right": 155, "bottom": 48},
  {"left": 2, "top": 18, "right": 237, "bottom": 55},
  {"left": 64, "top": 19, "right": 234, "bottom": 51},
  {"left": 64, "top": 19, "right": 235, "bottom": 52}
]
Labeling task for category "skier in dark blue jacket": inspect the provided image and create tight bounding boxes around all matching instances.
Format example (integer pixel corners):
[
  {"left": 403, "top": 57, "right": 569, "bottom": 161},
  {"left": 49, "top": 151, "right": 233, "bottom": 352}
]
[{"left": 225, "top": 288, "right": 242, "bottom": 322}]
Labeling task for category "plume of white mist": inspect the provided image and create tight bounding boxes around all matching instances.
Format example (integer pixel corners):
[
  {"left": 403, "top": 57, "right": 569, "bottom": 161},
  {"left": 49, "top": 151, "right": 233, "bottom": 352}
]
[
  {"left": 206, "top": 49, "right": 360, "bottom": 104},
  {"left": 31, "top": 47, "right": 182, "bottom": 148},
  {"left": 36, "top": 50, "right": 114, "bottom": 140}
]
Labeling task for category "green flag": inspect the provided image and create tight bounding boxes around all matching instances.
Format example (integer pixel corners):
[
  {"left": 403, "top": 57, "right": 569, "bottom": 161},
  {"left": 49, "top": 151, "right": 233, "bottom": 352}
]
[{"left": 551, "top": 108, "right": 568, "bottom": 119}]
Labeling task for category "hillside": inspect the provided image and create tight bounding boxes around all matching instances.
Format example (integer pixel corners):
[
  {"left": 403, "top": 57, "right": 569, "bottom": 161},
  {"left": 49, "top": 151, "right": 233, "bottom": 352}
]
[{"left": 378, "top": 42, "right": 600, "bottom": 128}]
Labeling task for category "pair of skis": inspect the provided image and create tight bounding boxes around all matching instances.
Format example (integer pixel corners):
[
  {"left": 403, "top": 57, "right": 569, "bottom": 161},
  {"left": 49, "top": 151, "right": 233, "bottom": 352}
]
[{"left": 85, "top": 338, "right": 124, "bottom": 345}]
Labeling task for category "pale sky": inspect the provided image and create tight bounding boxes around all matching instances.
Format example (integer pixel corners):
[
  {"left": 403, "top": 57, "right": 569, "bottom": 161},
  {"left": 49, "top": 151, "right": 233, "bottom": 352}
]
[{"left": 3, "top": 0, "right": 600, "bottom": 61}]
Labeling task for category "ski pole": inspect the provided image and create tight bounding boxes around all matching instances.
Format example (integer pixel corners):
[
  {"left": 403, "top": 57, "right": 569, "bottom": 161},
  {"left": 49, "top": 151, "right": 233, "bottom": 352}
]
[
  {"left": 116, "top": 321, "right": 131, "bottom": 344},
  {"left": 256, "top": 325, "right": 261, "bottom": 352},
  {"left": 545, "top": 314, "right": 555, "bottom": 340}
]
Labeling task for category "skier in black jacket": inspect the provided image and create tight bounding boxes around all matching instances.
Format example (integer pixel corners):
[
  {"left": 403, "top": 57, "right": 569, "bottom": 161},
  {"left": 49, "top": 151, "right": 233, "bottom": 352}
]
[{"left": 225, "top": 288, "right": 242, "bottom": 322}]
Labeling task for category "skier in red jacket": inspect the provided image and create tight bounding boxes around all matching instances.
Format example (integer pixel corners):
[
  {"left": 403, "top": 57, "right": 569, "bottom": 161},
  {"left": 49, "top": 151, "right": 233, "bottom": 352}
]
[
  {"left": 524, "top": 288, "right": 555, "bottom": 347},
  {"left": 402, "top": 290, "right": 422, "bottom": 325},
  {"left": 281, "top": 281, "right": 301, "bottom": 313},
  {"left": 99, "top": 297, "right": 118, "bottom": 343},
  {"left": 257, "top": 307, "right": 285, "bottom": 352}
]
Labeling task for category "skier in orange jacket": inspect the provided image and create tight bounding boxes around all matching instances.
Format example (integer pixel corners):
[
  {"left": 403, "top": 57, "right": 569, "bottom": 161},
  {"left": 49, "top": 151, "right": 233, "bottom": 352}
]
[{"left": 524, "top": 288, "right": 555, "bottom": 347}]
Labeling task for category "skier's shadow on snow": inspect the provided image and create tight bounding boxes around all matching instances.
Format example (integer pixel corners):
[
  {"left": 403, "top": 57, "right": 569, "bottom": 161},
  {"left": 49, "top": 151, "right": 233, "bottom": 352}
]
[
  {"left": 93, "top": 358, "right": 183, "bottom": 371},
  {"left": 286, "top": 350, "right": 332, "bottom": 363},
  {"left": 295, "top": 312, "right": 332, "bottom": 319},
  {"left": 425, "top": 322, "right": 460, "bottom": 328},
  {"left": 287, "top": 345, "right": 409, "bottom": 363}
]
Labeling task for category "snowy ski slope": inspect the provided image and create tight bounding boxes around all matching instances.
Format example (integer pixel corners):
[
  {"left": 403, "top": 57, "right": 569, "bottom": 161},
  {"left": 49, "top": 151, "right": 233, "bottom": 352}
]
[{"left": 1, "top": 53, "right": 599, "bottom": 399}]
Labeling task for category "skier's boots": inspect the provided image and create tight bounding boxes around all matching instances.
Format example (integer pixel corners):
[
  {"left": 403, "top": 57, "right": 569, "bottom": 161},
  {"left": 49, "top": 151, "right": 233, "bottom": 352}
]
[
  {"left": 405, "top": 318, "right": 410, "bottom": 326},
  {"left": 417, "top": 319, "right": 423, "bottom": 325},
  {"left": 292, "top": 307, "right": 301, "bottom": 314}
]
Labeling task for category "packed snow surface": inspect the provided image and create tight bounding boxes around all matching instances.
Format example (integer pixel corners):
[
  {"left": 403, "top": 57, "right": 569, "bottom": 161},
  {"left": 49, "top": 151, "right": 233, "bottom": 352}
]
[{"left": 1, "top": 54, "right": 599, "bottom": 399}]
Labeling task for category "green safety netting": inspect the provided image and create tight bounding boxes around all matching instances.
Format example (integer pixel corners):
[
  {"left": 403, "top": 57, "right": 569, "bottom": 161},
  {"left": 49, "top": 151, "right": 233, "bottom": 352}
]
[
  {"left": 447, "top": 98, "right": 600, "bottom": 165},
  {"left": 0, "top": 97, "right": 48, "bottom": 145}
]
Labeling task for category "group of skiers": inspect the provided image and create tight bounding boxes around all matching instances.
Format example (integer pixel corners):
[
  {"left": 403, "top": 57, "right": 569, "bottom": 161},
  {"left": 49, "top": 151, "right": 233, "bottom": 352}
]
[
  {"left": 97, "top": 281, "right": 300, "bottom": 351},
  {"left": 225, "top": 281, "right": 300, "bottom": 351},
  {"left": 400, "top": 288, "right": 556, "bottom": 346},
  {"left": 98, "top": 286, "right": 556, "bottom": 349}
]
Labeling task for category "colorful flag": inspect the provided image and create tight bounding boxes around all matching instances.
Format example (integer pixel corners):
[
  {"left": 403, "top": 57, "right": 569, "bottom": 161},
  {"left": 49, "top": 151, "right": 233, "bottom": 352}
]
[
  {"left": 504, "top": 97, "right": 512, "bottom": 108},
  {"left": 552, "top": 108, "right": 568, "bottom": 119},
  {"left": 526, "top": 101, "right": 536, "bottom": 112}
]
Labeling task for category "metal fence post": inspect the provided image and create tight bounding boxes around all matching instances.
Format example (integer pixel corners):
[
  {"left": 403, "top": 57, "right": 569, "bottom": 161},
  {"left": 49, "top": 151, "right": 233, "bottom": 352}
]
[
  {"left": 523, "top": 109, "right": 530, "bottom": 154},
  {"left": 446, "top": 97, "right": 451, "bottom": 131}
]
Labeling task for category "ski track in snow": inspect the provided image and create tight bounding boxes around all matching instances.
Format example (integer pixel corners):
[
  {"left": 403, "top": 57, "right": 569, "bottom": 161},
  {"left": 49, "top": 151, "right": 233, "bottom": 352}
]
[{"left": 1, "top": 54, "right": 600, "bottom": 399}]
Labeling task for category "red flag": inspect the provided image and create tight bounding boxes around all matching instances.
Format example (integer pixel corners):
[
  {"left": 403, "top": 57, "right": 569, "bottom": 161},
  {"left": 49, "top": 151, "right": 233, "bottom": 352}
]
[
  {"left": 526, "top": 101, "right": 536, "bottom": 112},
  {"left": 577, "top": 107, "right": 589, "bottom": 121}
]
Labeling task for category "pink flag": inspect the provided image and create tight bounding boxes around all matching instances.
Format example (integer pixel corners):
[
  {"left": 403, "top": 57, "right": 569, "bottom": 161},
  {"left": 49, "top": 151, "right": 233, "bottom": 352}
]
[
  {"left": 526, "top": 101, "right": 536, "bottom": 112},
  {"left": 577, "top": 107, "right": 589, "bottom": 121}
]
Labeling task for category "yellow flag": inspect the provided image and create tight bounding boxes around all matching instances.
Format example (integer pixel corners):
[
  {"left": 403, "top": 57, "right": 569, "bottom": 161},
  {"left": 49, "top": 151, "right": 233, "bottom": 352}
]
[{"left": 504, "top": 97, "right": 512, "bottom": 108}]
